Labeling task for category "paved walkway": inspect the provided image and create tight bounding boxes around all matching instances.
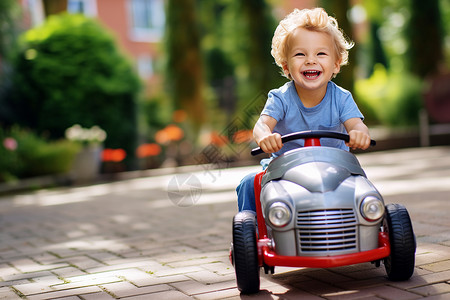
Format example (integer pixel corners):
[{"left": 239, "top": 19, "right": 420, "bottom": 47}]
[{"left": 0, "top": 146, "right": 449, "bottom": 299}]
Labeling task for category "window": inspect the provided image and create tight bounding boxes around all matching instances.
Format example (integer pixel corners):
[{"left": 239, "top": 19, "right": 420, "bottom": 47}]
[
  {"left": 67, "top": 0, "right": 97, "bottom": 17},
  {"left": 137, "top": 55, "right": 154, "bottom": 79},
  {"left": 27, "top": 0, "right": 45, "bottom": 26},
  {"left": 128, "top": 0, "right": 165, "bottom": 42}
]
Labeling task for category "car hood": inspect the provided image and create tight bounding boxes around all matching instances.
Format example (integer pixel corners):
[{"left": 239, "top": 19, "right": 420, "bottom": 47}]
[
  {"left": 282, "top": 161, "right": 351, "bottom": 193},
  {"left": 262, "top": 147, "right": 366, "bottom": 189}
]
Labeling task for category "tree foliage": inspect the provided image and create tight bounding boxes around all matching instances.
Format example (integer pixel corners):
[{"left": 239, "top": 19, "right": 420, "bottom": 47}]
[
  {"left": 406, "top": 0, "right": 444, "bottom": 77},
  {"left": 6, "top": 14, "right": 141, "bottom": 166},
  {"left": 320, "top": 0, "right": 356, "bottom": 92},
  {"left": 164, "top": 0, "right": 205, "bottom": 136}
]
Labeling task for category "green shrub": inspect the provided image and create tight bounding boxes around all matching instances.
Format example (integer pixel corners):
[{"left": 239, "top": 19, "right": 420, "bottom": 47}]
[
  {"left": 355, "top": 64, "right": 424, "bottom": 126},
  {"left": 0, "top": 127, "right": 80, "bottom": 182},
  {"left": 8, "top": 13, "right": 140, "bottom": 167}
]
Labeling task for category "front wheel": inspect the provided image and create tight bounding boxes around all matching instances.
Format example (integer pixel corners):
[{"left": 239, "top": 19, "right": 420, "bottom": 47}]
[
  {"left": 232, "top": 211, "right": 260, "bottom": 294},
  {"left": 383, "top": 204, "right": 416, "bottom": 281}
]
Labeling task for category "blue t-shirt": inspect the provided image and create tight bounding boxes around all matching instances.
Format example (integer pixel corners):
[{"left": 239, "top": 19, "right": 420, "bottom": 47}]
[{"left": 261, "top": 81, "right": 364, "bottom": 157}]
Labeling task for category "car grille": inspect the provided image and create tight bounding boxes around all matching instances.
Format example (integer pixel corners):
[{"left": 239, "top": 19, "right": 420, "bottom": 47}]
[{"left": 297, "top": 209, "right": 357, "bottom": 253}]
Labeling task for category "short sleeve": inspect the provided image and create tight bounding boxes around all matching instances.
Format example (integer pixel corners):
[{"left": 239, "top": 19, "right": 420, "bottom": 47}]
[
  {"left": 261, "top": 90, "right": 286, "bottom": 122},
  {"left": 339, "top": 92, "right": 364, "bottom": 123}
]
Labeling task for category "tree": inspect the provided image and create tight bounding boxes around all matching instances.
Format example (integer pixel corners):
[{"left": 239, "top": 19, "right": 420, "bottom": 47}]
[
  {"left": 224, "top": 0, "right": 284, "bottom": 128},
  {"left": 320, "top": 0, "right": 355, "bottom": 92},
  {"left": 164, "top": 0, "right": 205, "bottom": 137},
  {"left": 0, "top": 0, "right": 20, "bottom": 119},
  {"left": 406, "top": 0, "right": 444, "bottom": 77},
  {"left": 8, "top": 14, "right": 141, "bottom": 167}
]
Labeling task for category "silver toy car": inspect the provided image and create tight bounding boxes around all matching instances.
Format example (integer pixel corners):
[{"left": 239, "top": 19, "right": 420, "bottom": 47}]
[{"left": 231, "top": 131, "right": 416, "bottom": 294}]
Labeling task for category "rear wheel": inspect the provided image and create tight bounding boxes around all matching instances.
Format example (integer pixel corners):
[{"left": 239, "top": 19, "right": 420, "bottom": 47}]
[
  {"left": 232, "top": 211, "right": 260, "bottom": 294},
  {"left": 383, "top": 204, "right": 416, "bottom": 281}
]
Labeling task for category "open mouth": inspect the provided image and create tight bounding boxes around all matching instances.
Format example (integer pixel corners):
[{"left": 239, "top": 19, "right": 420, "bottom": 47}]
[{"left": 303, "top": 70, "right": 322, "bottom": 79}]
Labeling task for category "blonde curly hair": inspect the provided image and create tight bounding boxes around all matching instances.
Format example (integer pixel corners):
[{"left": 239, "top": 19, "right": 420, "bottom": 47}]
[{"left": 271, "top": 8, "right": 354, "bottom": 79}]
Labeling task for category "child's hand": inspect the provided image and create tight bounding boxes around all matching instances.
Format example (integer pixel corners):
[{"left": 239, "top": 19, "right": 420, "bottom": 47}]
[
  {"left": 257, "top": 133, "right": 283, "bottom": 153},
  {"left": 347, "top": 130, "right": 371, "bottom": 150}
]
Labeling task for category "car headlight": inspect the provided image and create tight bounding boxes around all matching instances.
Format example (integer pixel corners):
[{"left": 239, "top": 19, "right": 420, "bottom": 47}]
[
  {"left": 360, "top": 196, "right": 385, "bottom": 221},
  {"left": 268, "top": 202, "right": 292, "bottom": 227}
]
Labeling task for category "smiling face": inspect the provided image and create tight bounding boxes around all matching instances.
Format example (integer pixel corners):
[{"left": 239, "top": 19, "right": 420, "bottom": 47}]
[{"left": 282, "top": 27, "right": 341, "bottom": 102}]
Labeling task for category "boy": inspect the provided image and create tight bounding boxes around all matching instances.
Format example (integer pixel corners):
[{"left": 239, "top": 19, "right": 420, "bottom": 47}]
[{"left": 237, "top": 8, "right": 371, "bottom": 212}]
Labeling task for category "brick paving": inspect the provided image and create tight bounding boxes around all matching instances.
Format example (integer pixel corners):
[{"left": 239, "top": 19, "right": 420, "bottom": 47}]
[{"left": 0, "top": 146, "right": 449, "bottom": 299}]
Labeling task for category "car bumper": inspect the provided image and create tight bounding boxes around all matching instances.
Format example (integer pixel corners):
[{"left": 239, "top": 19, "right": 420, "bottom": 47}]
[{"left": 259, "top": 232, "right": 390, "bottom": 268}]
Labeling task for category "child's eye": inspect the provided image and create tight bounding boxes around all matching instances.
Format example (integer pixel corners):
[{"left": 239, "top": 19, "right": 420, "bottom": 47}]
[
  {"left": 295, "top": 52, "right": 305, "bottom": 57},
  {"left": 318, "top": 52, "right": 327, "bottom": 56}
]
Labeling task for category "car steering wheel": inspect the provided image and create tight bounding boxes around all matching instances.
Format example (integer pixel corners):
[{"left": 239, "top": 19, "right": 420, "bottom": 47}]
[{"left": 251, "top": 130, "right": 376, "bottom": 156}]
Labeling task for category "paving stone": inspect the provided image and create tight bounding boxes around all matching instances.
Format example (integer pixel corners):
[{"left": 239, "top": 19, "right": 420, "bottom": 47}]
[
  {"left": 26, "top": 286, "right": 103, "bottom": 300},
  {"left": 79, "top": 291, "right": 116, "bottom": 299},
  {"left": 152, "top": 266, "right": 204, "bottom": 277},
  {"left": 120, "top": 290, "right": 193, "bottom": 299},
  {"left": 0, "top": 264, "right": 21, "bottom": 278},
  {"left": 0, "top": 279, "right": 30, "bottom": 288},
  {"left": 409, "top": 282, "right": 450, "bottom": 296},
  {"left": 200, "top": 262, "right": 234, "bottom": 276},
  {"left": 101, "top": 281, "right": 170, "bottom": 298},
  {"left": 389, "top": 270, "right": 450, "bottom": 289},
  {"left": 192, "top": 287, "right": 240, "bottom": 300},
  {"left": 0, "top": 287, "right": 22, "bottom": 299},
  {"left": 12, "top": 281, "right": 56, "bottom": 296},
  {"left": 9, "top": 258, "right": 68, "bottom": 273},
  {"left": 304, "top": 269, "right": 353, "bottom": 283},
  {"left": 186, "top": 270, "right": 236, "bottom": 285},
  {"left": 363, "top": 285, "right": 422, "bottom": 300},
  {"left": 420, "top": 260, "right": 450, "bottom": 273},
  {"left": 417, "top": 293, "right": 450, "bottom": 300},
  {"left": 1, "top": 270, "right": 55, "bottom": 283},
  {"left": 171, "top": 279, "right": 236, "bottom": 296},
  {"left": 51, "top": 267, "right": 87, "bottom": 278},
  {"left": 65, "top": 255, "right": 106, "bottom": 271},
  {"left": 321, "top": 288, "right": 377, "bottom": 300}
]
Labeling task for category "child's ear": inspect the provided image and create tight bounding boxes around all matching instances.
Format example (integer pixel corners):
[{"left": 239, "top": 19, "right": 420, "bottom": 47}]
[
  {"left": 333, "top": 60, "right": 341, "bottom": 74},
  {"left": 332, "top": 60, "right": 341, "bottom": 78},
  {"left": 282, "top": 63, "right": 291, "bottom": 78}
]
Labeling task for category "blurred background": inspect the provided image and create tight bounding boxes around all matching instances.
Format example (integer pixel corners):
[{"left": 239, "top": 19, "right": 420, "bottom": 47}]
[{"left": 0, "top": 0, "right": 449, "bottom": 184}]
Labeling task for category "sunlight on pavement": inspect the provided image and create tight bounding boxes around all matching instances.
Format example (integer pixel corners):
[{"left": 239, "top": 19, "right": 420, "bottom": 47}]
[{"left": 8, "top": 147, "right": 450, "bottom": 208}]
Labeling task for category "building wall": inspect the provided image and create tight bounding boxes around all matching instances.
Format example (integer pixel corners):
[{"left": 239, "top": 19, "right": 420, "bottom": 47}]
[{"left": 95, "top": 0, "right": 163, "bottom": 95}]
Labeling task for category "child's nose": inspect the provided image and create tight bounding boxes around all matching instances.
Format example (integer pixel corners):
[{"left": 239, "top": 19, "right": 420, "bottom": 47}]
[{"left": 306, "top": 56, "right": 316, "bottom": 65}]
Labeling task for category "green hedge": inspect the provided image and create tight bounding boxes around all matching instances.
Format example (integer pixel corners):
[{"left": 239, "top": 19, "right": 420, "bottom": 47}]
[
  {"left": 0, "top": 127, "right": 80, "bottom": 182},
  {"left": 7, "top": 13, "right": 141, "bottom": 167}
]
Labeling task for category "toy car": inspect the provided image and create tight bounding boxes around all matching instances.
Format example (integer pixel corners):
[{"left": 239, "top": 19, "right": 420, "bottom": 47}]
[{"left": 231, "top": 130, "right": 416, "bottom": 294}]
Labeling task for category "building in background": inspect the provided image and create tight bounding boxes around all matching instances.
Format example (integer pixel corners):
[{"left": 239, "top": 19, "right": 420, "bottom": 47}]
[{"left": 65, "top": 0, "right": 165, "bottom": 95}]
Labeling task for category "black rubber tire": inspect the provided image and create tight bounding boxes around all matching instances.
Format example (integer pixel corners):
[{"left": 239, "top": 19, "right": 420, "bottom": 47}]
[
  {"left": 383, "top": 203, "right": 416, "bottom": 281},
  {"left": 232, "top": 211, "right": 260, "bottom": 294}
]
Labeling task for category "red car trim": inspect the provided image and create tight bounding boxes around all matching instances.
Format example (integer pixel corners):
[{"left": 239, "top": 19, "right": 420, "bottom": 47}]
[
  {"left": 304, "top": 137, "right": 321, "bottom": 147},
  {"left": 254, "top": 171, "right": 267, "bottom": 239},
  {"left": 259, "top": 232, "right": 390, "bottom": 268}
]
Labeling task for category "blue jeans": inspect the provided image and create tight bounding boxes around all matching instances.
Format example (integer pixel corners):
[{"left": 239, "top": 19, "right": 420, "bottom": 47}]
[
  {"left": 236, "top": 172, "right": 258, "bottom": 212},
  {"left": 236, "top": 158, "right": 272, "bottom": 212}
]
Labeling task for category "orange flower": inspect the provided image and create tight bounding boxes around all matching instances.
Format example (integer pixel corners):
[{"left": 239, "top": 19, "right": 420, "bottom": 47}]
[
  {"left": 136, "top": 143, "right": 161, "bottom": 158},
  {"left": 165, "top": 124, "right": 184, "bottom": 141},
  {"left": 155, "top": 124, "right": 184, "bottom": 144},
  {"left": 102, "top": 148, "right": 126, "bottom": 162},
  {"left": 233, "top": 130, "right": 253, "bottom": 144},
  {"left": 210, "top": 131, "right": 228, "bottom": 147}
]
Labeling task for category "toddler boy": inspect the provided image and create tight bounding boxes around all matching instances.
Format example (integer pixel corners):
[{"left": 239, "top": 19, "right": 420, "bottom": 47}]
[{"left": 237, "top": 8, "right": 371, "bottom": 212}]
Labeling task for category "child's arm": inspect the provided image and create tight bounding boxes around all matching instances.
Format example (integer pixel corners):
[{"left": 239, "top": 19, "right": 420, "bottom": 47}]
[
  {"left": 344, "top": 118, "right": 371, "bottom": 150},
  {"left": 253, "top": 115, "right": 283, "bottom": 153}
]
